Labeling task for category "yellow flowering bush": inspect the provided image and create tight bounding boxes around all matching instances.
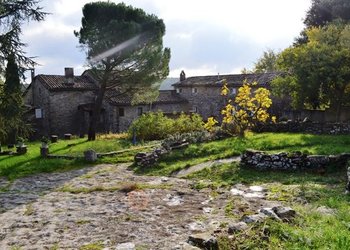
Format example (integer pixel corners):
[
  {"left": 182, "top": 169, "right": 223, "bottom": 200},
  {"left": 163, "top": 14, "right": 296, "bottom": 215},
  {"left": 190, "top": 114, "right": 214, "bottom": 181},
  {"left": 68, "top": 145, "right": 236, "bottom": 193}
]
[
  {"left": 221, "top": 80, "right": 275, "bottom": 136},
  {"left": 204, "top": 117, "right": 218, "bottom": 132}
]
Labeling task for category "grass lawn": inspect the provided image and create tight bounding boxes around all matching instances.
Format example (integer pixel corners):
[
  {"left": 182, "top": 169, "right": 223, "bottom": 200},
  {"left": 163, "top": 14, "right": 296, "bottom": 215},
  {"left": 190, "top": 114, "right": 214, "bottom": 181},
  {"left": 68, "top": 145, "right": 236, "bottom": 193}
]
[
  {"left": 0, "top": 135, "right": 157, "bottom": 180},
  {"left": 132, "top": 132, "right": 350, "bottom": 249},
  {"left": 134, "top": 132, "right": 350, "bottom": 176},
  {"left": 1, "top": 132, "right": 349, "bottom": 248},
  {"left": 189, "top": 161, "right": 350, "bottom": 249}
]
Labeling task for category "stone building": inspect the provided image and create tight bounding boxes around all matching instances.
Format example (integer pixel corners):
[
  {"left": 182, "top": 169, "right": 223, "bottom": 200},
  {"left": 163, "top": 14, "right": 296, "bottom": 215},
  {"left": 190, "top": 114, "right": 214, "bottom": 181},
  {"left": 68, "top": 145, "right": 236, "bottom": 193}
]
[
  {"left": 24, "top": 68, "right": 278, "bottom": 137},
  {"left": 24, "top": 68, "right": 188, "bottom": 137},
  {"left": 172, "top": 71, "right": 280, "bottom": 120}
]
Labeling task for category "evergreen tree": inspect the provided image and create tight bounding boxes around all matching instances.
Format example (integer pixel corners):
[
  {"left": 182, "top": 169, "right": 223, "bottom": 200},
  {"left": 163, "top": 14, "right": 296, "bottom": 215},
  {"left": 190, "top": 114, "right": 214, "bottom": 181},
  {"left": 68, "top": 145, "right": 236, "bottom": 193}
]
[
  {"left": 0, "top": 54, "right": 28, "bottom": 144},
  {"left": 75, "top": 2, "right": 170, "bottom": 140}
]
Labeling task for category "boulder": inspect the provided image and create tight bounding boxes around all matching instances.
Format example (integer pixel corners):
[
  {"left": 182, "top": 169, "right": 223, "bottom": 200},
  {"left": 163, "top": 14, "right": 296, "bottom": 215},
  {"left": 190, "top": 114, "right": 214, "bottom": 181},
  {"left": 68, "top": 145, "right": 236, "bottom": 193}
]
[
  {"left": 242, "top": 213, "right": 267, "bottom": 224},
  {"left": 259, "top": 207, "right": 281, "bottom": 221},
  {"left": 228, "top": 222, "right": 248, "bottom": 234},
  {"left": 188, "top": 233, "right": 218, "bottom": 250},
  {"left": 272, "top": 206, "right": 296, "bottom": 221},
  {"left": 84, "top": 149, "right": 97, "bottom": 162}
]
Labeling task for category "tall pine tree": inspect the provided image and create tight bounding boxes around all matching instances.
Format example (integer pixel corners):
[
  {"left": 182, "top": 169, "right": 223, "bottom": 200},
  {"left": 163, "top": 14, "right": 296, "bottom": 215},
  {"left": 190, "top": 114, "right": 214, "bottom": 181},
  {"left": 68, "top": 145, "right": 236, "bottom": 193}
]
[{"left": 0, "top": 53, "right": 26, "bottom": 144}]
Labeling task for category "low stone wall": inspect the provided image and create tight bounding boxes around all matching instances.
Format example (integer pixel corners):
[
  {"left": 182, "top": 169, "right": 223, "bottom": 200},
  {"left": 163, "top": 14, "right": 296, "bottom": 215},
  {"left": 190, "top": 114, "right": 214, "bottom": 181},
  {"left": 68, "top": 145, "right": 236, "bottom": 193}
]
[
  {"left": 241, "top": 150, "right": 350, "bottom": 172},
  {"left": 254, "top": 121, "right": 350, "bottom": 135},
  {"left": 134, "top": 142, "right": 189, "bottom": 168}
]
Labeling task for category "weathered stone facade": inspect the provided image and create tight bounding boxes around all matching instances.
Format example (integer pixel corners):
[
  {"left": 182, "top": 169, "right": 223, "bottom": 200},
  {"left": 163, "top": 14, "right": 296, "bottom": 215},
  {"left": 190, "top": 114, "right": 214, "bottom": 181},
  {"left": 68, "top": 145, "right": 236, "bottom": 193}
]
[
  {"left": 24, "top": 68, "right": 189, "bottom": 137},
  {"left": 173, "top": 72, "right": 279, "bottom": 120},
  {"left": 24, "top": 68, "right": 287, "bottom": 137}
]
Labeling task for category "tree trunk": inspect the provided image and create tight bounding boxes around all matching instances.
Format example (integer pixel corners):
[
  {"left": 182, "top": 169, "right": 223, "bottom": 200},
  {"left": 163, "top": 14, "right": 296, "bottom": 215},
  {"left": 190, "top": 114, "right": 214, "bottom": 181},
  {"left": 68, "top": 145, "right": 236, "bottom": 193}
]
[
  {"left": 88, "top": 70, "right": 109, "bottom": 141},
  {"left": 88, "top": 87, "right": 106, "bottom": 141}
]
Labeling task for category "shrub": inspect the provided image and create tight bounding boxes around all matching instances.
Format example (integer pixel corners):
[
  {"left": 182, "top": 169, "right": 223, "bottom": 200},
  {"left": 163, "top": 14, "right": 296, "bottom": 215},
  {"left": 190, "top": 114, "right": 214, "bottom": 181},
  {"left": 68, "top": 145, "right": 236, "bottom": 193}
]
[
  {"left": 221, "top": 80, "right": 275, "bottom": 137},
  {"left": 173, "top": 113, "right": 204, "bottom": 134},
  {"left": 128, "top": 112, "right": 205, "bottom": 141},
  {"left": 128, "top": 112, "right": 174, "bottom": 141},
  {"left": 162, "top": 130, "right": 213, "bottom": 149}
]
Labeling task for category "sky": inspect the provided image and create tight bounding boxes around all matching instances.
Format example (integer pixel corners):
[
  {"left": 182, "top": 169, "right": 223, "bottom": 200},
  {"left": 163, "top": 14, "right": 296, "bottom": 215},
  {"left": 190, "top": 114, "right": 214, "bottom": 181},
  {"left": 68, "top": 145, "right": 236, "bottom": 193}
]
[{"left": 22, "top": 0, "right": 312, "bottom": 81}]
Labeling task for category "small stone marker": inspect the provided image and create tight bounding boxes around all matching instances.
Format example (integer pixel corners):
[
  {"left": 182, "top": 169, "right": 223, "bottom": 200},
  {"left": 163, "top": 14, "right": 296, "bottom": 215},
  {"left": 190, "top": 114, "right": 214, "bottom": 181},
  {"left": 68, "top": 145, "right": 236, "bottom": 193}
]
[
  {"left": 50, "top": 135, "right": 58, "bottom": 143},
  {"left": 16, "top": 145, "right": 27, "bottom": 155},
  {"left": 84, "top": 149, "right": 97, "bottom": 162},
  {"left": 64, "top": 133, "right": 72, "bottom": 140}
]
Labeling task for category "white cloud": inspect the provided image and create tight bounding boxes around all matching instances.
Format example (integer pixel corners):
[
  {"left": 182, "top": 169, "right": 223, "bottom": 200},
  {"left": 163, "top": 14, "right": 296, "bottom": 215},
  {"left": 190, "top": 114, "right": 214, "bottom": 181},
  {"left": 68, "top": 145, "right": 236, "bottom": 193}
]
[{"left": 21, "top": 0, "right": 312, "bottom": 78}]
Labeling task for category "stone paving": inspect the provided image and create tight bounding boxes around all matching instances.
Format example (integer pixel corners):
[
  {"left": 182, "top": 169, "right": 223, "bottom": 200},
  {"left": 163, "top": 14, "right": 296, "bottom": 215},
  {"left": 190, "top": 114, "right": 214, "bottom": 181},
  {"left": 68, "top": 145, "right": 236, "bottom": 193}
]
[{"left": 0, "top": 163, "right": 283, "bottom": 249}]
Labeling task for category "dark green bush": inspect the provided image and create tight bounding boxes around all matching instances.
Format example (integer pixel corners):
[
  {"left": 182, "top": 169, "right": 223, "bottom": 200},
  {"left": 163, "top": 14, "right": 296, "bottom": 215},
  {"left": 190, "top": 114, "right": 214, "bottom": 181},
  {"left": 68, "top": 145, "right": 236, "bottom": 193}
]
[{"left": 128, "top": 112, "right": 205, "bottom": 141}]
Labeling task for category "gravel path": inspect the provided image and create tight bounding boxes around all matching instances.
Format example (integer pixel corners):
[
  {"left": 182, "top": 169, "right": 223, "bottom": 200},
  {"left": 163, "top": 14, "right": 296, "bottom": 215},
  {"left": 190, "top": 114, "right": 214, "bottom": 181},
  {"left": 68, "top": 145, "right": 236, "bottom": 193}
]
[{"left": 0, "top": 163, "right": 279, "bottom": 249}]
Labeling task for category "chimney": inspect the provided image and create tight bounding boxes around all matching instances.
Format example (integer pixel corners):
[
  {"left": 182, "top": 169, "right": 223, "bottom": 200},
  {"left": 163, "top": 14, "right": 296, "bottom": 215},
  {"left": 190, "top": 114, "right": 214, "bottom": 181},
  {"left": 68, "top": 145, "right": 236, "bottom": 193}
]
[
  {"left": 30, "top": 68, "right": 35, "bottom": 82},
  {"left": 180, "top": 70, "right": 186, "bottom": 81},
  {"left": 64, "top": 67, "right": 74, "bottom": 85}
]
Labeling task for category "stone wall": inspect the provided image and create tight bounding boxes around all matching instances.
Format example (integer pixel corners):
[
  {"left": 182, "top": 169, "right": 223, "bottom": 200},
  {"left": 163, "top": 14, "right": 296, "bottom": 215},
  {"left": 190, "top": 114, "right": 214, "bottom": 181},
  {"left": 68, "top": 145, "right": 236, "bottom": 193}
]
[
  {"left": 254, "top": 121, "right": 350, "bottom": 135},
  {"left": 24, "top": 80, "right": 51, "bottom": 138},
  {"left": 49, "top": 90, "right": 96, "bottom": 136},
  {"left": 151, "top": 102, "right": 189, "bottom": 116},
  {"left": 177, "top": 86, "right": 225, "bottom": 120},
  {"left": 241, "top": 150, "right": 350, "bottom": 172},
  {"left": 282, "top": 108, "right": 350, "bottom": 123},
  {"left": 114, "top": 104, "right": 151, "bottom": 132}
]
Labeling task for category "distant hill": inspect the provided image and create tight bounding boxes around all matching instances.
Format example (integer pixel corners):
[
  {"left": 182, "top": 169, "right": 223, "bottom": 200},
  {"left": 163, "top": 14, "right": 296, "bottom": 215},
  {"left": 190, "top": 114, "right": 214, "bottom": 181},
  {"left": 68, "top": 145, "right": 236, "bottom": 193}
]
[{"left": 159, "top": 78, "right": 178, "bottom": 90}]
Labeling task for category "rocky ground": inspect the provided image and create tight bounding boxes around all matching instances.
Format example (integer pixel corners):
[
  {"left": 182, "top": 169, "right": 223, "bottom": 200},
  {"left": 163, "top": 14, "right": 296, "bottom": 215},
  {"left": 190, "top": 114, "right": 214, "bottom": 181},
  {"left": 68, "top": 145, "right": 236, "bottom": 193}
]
[{"left": 0, "top": 163, "right": 290, "bottom": 250}]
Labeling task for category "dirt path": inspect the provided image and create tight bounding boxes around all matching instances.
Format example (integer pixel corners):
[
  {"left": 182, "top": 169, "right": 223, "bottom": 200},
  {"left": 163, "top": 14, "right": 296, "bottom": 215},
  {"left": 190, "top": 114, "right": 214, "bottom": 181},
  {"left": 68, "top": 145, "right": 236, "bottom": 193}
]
[{"left": 0, "top": 163, "right": 280, "bottom": 249}]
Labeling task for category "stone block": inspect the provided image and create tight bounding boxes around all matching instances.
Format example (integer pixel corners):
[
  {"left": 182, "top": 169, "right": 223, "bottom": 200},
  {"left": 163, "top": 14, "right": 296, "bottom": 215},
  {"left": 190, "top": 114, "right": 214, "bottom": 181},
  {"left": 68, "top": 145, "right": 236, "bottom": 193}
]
[
  {"left": 84, "top": 149, "right": 97, "bottom": 162},
  {"left": 50, "top": 135, "right": 58, "bottom": 143},
  {"left": 188, "top": 233, "right": 218, "bottom": 250},
  {"left": 228, "top": 222, "right": 248, "bottom": 234},
  {"left": 16, "top": 145, "right": 27, "bottom": 155},
  {"left": 64, "top": 133, "right": 72, "bottom": 140},
  {"left": 272, "top": 206, "right": 296, "bottom": 221}
]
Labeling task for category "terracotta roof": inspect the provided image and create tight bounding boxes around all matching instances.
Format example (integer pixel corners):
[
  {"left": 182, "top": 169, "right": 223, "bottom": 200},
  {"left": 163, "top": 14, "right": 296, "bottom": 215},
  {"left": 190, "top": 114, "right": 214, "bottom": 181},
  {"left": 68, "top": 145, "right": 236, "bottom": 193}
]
[
  {"left": 36, "top": 75, "right": 98, "bottom": 91},
  {"left": 106, "top": 90, "right": 187, "bottom": 106},
  {"left": 172, "top": 72, "right": 280, "bottom": 87}
]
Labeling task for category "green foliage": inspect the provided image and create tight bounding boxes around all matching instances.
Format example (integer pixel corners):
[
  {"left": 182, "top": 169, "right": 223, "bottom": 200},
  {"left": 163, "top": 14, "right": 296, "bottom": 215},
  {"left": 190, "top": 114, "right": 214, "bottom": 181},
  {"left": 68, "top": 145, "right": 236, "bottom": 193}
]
[
  {"left": 253, "top": 48, "right": 279, "bottom": 73},
  {"left": 162, "top": 130, "right": 213, "bottom": 150},
  {"left": 128, "top": 112, "right": 205, "bottom": 141},
  {"left": 0, "top": 0, "right": 46, "bottom": 72},
  {"left": 0, "top": 54, "right": 31, "bottom": 144},
  {"left": 0, "top": 136, "right": 155, "bottom": 180},
  {"left": 275, "top": 23, "right": 350, "bottom": 118},
  {"left": 173, "top": 113, "right": 204, "bottom": 134},
  {"left": 304, "top": 0, "right": 350, "bottom": 28},
  {"left": 75, "top": 2, "right": 170, "bottom": 140},
  {"left": 128, "top": 112, "right": 174, "bottom": 141},
  {"left": 134, "top": 133, "right": 350, "bottom": 176},
  {"left": 295, "top": 0, "right": 350, "bottom": 45}
]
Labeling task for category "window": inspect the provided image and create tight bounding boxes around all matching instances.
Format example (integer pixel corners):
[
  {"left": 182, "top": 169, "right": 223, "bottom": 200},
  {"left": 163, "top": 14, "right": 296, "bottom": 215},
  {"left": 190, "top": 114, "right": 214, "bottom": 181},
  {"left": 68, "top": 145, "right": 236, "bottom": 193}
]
[
  {"left": 176, "top": 88, "right": 182, "bottom": 94},
  {"left": 192, "top": 87, "right": 198, "bottom": 94},
  {"left": 137, "top": 107, "right": 143, "bottom": 116},
  {"left": 35, "top": 108, "right": 43, "bottom": 118},
  {"left": 231, "top": 88, "right": 237, "bottom": 95},
  {"left": 118, "top": 108, "right": 125, "bottom": 117},
  {"left": 191, "top": 106, "right": 198, "bottom": 113}
]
